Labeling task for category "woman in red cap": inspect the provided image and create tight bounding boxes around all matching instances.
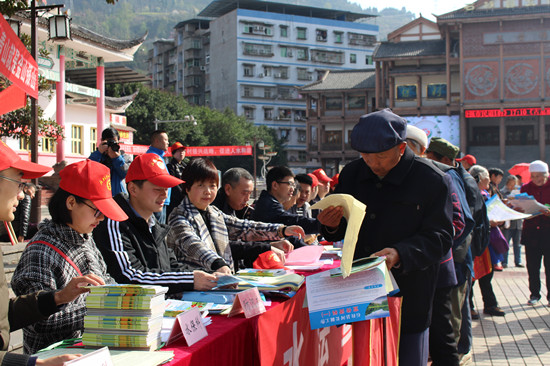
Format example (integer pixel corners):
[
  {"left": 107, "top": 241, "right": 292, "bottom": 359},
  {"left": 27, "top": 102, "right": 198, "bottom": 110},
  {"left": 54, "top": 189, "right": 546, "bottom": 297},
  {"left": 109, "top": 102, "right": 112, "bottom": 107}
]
[{"left": 11, "top": 160, "right": 129, "bottom": 354}]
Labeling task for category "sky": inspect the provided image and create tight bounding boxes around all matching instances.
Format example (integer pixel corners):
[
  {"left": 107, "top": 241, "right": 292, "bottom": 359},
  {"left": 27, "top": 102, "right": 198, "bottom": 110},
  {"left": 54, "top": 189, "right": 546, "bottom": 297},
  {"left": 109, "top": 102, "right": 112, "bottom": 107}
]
[{"left": 352, "top": 0, "right": 474, "bottom": 21}]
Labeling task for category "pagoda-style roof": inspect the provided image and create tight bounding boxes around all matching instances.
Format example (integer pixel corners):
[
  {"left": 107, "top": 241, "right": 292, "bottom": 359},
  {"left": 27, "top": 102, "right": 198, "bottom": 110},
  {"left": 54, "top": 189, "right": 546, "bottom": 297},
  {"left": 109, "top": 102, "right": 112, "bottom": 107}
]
[
  {"left": 14, "top": 12, "right": 147, "bottom": 63},
  {"left": 66, "top": 90, "right": 139, "bottom": 113},
  {"left": 199, "top": 0, "right": 375, "bottom": 22},
  {"left": 298, "top": 69, "right": 375, "bottom": 93},
  {"left": 374, "top": 39, "right": 446, "bottom": 60}
]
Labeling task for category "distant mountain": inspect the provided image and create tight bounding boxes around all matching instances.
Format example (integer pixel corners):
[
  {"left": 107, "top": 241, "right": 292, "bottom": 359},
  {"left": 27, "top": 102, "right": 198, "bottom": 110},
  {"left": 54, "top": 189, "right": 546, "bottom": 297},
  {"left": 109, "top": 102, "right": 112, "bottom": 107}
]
[{"left": 48, "top": 0, "right": 415, "bottom": 72}]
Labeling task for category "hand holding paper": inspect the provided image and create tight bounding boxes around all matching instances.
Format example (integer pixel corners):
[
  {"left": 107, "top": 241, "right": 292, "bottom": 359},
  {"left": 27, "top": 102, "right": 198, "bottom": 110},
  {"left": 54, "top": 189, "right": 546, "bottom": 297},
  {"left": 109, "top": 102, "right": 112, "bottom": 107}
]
[
  {"left": 284, "top": 225, "right": 305, "bottom": 239},
  {"left": 311, "top": 194, "right": 366, "bottom": 278}
]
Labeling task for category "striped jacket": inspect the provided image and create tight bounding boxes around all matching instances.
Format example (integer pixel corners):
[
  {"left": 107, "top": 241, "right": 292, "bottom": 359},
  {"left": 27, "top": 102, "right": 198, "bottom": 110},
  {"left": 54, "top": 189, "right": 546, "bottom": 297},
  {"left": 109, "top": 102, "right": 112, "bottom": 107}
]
[
  {"left": 167, "top": 196, "right": 284, "bottom": 273},
  {"left": 11, "top": 220, "right": 115, "bottom": 354},
  {"left": 93, "top": 193, "right": 195, "bottom": 296}
]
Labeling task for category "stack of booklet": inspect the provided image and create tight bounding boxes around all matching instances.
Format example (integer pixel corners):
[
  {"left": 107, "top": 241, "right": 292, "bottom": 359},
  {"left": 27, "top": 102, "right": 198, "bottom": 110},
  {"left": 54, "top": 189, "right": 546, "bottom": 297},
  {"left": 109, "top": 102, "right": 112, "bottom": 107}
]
[{"left": 82, "top": 285, "right": 168, "bottom": 351}]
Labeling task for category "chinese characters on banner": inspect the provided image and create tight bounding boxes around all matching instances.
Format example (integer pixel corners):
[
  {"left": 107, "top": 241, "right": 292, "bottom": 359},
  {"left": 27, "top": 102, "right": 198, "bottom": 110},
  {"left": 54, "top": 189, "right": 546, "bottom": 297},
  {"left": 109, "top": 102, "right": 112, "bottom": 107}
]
[
  {"left": 186, "top": 145, "right": 253, "bottom": 157},
  {"left": 0, "top": 14, "right": 39, "bottom": 99}
]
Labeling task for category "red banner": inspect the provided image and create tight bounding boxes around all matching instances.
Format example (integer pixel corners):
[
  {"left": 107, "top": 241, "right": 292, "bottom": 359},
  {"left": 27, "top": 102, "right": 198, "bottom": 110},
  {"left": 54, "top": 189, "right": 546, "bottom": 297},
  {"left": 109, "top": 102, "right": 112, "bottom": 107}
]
[
  {"left": 0, "top": 14, "right": 38, "bottom": 99},
  {"left": 186, "top": 145, "right": 252, "bottom": 157},
  {"left": 257, "top": 288, "right": 353, "bottom": 366},
  {"left": 465, "top": 107, "right": 550, "bottom": 119},
  {"left": 120, "top": 144, "right": 253, "bottom": 157}
]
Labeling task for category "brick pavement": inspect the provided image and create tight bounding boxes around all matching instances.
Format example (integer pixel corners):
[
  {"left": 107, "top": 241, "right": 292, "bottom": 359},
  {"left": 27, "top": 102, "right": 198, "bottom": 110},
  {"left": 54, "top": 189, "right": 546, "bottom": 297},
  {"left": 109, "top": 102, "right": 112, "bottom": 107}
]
[{"left": 470, "top": 255, "right": 550, "bottom": 366}]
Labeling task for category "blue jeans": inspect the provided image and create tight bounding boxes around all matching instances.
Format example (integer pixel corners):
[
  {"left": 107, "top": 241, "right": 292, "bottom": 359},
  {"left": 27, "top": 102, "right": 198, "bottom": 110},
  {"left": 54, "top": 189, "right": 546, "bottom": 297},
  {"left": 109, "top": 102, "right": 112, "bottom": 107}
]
[{"left": 502, "top": 227, "right": 522, "bottom": 265}]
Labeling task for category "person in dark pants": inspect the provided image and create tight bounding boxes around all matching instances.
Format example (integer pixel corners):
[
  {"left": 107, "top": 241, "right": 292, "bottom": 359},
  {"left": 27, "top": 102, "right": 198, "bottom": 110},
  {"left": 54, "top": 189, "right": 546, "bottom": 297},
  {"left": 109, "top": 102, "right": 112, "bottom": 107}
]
[
  {"left": 166, "top": 142, "right": 187, "bottom": 218},
  {"left": 319, "top": 109, "right": 453, "bottom": 366},
  {"left": 518, "top": 160, "right": 550, "bottom": 306}
]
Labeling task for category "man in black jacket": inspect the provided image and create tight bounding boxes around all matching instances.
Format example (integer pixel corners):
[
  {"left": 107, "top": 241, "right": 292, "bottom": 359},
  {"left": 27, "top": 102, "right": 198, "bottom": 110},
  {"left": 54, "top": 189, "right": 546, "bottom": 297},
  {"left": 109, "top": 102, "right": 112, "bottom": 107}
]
[
  {"left": 320, "top": 109, "right": 453, "bottom": 366},
  {"left": 93, "top": 153, "right": 219, "bottom": 296},
  {"left": 212, "top": 167, "right": 293, "bottom": 268}
]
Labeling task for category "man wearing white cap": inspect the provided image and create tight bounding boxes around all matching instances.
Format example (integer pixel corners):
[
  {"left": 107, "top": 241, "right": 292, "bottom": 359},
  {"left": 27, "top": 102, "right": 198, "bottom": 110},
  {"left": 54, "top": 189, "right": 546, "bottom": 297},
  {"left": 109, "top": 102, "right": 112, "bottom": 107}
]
[{"left": 519, "top": 160, "right": 550, "bottom": 306}]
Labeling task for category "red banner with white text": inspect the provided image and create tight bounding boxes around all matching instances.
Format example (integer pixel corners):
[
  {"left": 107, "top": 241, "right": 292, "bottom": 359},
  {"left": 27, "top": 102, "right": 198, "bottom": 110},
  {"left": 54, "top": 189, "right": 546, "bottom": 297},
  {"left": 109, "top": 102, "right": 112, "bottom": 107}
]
[
  {"left": 0, "top": 14, "right": 38, "bottom": 99},
  {"left": 120, "top": 144, "right": 253, "bottom": 157}
]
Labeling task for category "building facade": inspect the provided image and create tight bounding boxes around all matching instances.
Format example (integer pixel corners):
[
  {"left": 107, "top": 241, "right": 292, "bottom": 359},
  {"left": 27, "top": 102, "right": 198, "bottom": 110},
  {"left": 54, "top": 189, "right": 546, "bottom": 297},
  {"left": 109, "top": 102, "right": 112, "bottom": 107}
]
[
  {"left": 298, "top": 70, "right": 375, "bottom": 175},
  {"left": 147, "top": 0, "right": 378, "bottom": 171},
  {"left": 438, "top": 0, "right": 550, "bottom": 168}
]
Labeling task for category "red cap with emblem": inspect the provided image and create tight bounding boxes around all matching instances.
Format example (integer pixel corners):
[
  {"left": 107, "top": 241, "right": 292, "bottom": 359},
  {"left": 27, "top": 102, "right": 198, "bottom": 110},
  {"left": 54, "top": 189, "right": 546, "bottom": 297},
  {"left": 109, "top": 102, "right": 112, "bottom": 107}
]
[
  {"left": 59, "top": 160, "right": 128, "bottom": 221},
  {"left": 126, "top": 153, "right": 184, "bottom": 188}
]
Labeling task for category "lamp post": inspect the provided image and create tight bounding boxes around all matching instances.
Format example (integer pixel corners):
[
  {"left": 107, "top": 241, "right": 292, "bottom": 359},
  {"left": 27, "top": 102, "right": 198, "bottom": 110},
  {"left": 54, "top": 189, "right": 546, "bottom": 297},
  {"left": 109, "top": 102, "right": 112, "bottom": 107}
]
[{"left": 29, "top": 1, "right": 68, "bottom": 224}]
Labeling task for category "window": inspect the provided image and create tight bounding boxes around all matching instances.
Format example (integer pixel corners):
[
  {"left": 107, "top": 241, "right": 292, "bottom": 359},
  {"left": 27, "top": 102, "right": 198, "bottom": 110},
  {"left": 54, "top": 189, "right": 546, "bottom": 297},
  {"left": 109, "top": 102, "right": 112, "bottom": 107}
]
[
  {"left": 280, "top": 46, "right": 288, "bottom": 58},
  {"left": 243, "top": 64, "right": 254, "bottom": 77},
  {"left": 243, "top": 23, "right": 273, "bottom": 36},
  {"left": 325, "top": 131, "right": 342, "bottom": 144},
  {"left": 365, "top": 55, "right": 372, "bottom": 65},
  {"left": 347, "top": 95, "right": 365, "bottom": 109},
  {"left": 71, "top": 125, "right": 83, "bottom": 155},
  {"left": 316, "top": 29, "right": 327, "bottom": 42},
  {"left": 263, "top": 66, "right": 272, "bottom": 77},
  {"left": 243, "top": 86, "right": 252, "bottom": 97},
  {"left": 506, "top": 125, "right": 535, "bottom": 145},
  {"left": 396, "top": 85, "right": 417, "bottom": 100},
  {"left": 264, "top": 108, "right": 273, "bottom": 119},
  {"left": 295, "top": 110, "right": 306, "bottom": 121},
  {"left": 278, "top": 109, "right": 292, "bottom": 119},
  {"left": 243, "top": 43, "right": 272, "bottom": 56},
  {"left": 280, "top": 26, "right": 288, "bottom": 37},
  {"left": 19, "top": 138, "right": 29, "bottom": 151},
  {"left": 350, "top": 53, "right": 357, "bottom": 64},
  {"left": 192, "top": 40, "right": 201, "bottom": 49},
  {"left": 264, "top": 88, "right": 272, "bottom": 99},
  {"left": 296, "top": 48, "right": 309, "bottom": 61},
  {"left": 470, "top": 126, "right": 499, "bottom": 146},
  {"left": 348, "top": 33, "right": 376, "bottom": 46},
  {"left": 298, "top": 130, "right": 307, "bottom": 142},
  {"left": 244, "top": 107, "right": 255, "bottom": 119},
  {"left": 311, "top": 50, "right": 344, "bottom": 64},
  {"left": 427, "top": 84, "right": 447, "bottom": 99},
  {"left": 334, "top": 31, "right": 343, "bottom": 43},
  {"left": 297, "top": 68, "right": 312, "bottom": 81},
  {"left": 281, "top": 129, "right": 290, "bottom": 140},
  {"left": 325, "top": 96, "right": 342, "bottom": 110},
  {"left": 297, "top": 27, "right": 307, "bottom": 40},
  {"left": 298, "top": 151, "right": 307, "bottom": 161},
  {"left": 90, "top": 127, "right": 97, "bottom": 152},
  {"left": 42, "top": 137, "right": 56, "bottom": 153},
  {"left": 205, "top": 54, "right": 210, "bottom": 64}
]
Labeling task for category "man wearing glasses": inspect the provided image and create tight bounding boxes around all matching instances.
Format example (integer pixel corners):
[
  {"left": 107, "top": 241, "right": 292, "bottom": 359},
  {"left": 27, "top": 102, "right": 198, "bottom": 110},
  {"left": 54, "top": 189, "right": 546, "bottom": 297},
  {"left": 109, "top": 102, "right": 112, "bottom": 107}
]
[{"left": 251, "top": 166, "right": 321, "bottom": 236}]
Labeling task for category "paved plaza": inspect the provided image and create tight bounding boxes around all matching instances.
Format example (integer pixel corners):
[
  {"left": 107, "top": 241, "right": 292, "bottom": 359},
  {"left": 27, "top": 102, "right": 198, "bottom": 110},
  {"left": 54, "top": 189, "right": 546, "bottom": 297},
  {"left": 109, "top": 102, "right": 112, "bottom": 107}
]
[{"left": 470, "top": 257, "right": 550, "bottom": 365}]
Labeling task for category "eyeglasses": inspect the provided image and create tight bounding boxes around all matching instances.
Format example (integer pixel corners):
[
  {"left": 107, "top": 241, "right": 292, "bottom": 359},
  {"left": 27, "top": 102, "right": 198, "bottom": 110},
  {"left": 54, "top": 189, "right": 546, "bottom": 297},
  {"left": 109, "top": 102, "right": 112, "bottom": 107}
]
[
  {"left": 81, "top": 201, "right": 103, "bottom": 218},
  {"left": 0, "top": 175, "right": 26, "bottom": 193},
  {"left": 277, "top": 181, "right": 296, "bottom": 187}
]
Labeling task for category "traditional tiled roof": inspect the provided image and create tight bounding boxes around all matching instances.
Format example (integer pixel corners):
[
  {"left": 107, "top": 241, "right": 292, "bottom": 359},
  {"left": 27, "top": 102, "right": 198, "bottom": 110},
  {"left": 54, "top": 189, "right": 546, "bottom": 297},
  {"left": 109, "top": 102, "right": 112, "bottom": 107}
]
[
  {"left": 298, "top": 70, "right": 375, "bottom": 92},
  {"left": 15, "top": 12, "right": 147, "bottom": 52},
  {"left": 66, "top": 90, "right": 139, "bottom": 111},
  {"left": 374, "top": 39, "right": 446, "bottom": 59},
  {"left": 437, "top": 4, "right": 550, "bottom": 21}
]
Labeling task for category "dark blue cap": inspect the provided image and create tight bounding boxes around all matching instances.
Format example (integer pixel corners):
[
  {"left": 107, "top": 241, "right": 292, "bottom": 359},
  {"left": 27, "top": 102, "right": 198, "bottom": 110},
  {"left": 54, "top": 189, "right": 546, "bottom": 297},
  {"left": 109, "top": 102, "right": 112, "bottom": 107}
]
[{"left": 350, "top": 109, "right": 407, "bottom": 153}]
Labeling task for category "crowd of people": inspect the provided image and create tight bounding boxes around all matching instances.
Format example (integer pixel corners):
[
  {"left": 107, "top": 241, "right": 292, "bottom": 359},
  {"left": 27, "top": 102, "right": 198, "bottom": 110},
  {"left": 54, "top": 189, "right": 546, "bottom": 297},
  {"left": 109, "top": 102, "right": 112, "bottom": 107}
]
[{"left": 1, "top": 109, "right": 549, "bottom": 366}]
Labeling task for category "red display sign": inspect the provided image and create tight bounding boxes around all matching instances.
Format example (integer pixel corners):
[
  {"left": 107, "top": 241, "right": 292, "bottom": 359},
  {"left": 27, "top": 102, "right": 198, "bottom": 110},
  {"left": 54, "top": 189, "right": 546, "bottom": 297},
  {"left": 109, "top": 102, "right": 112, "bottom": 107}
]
[
  {"left": 0, "top": 14, "right": 38, "bottom": 99},
  {"left": 465, "top": 108, "right": 550, "bottom": 119}
]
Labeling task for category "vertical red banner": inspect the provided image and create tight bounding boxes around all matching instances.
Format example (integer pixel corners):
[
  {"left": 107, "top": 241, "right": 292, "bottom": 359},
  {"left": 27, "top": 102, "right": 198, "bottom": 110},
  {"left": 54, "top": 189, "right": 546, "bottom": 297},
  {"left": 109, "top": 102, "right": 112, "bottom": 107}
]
[{"left": 0, "top": 13, "right": 38, "bottom": 99}]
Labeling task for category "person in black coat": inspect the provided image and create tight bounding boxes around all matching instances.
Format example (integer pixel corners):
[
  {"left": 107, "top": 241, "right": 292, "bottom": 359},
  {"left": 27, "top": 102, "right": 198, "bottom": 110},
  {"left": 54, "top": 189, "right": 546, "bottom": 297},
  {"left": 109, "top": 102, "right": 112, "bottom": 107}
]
[{"left": 319, "top": 109, "right": 453, "bottom": 366}]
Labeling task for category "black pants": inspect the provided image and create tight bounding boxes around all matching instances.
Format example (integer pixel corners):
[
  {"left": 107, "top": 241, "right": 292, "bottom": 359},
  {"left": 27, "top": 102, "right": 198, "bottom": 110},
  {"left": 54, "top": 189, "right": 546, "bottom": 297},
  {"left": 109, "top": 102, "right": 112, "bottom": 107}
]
[
  {"left": 478, "top": 269, "right": 497, "bottom": 309},
  {"left": 429, "top": 286, "right": 459, "bottom": 366},
  {"left": 525, "top": 242, "right": 550, "bottom": 301}
]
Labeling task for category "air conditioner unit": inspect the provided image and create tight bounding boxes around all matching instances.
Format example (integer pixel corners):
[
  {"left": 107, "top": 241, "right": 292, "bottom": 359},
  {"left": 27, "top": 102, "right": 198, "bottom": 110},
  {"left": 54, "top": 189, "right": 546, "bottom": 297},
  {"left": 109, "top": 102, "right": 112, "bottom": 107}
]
[
  {"left": 274, "top": 73, "right": 282, "bottom": 78},
  {"left": 287, "top": 51, "right": 293, "bottom": 57},
  {"left": 258, "top": 73, "right": 264, "bottom": 78},
  {"left": 199, "top": 66, "right": 206, "bottom": 71}
]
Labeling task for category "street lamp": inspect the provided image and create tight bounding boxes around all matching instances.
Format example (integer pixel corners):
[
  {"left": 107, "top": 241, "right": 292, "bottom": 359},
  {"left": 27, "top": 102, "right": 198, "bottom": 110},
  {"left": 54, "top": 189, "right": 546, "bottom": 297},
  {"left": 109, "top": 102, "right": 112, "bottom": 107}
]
[
  {"left": 48, "top": 14, "right": 71, "bottom": 40},
  {"left": 154, "top": 115, "right": 197, "bottom": 130}
]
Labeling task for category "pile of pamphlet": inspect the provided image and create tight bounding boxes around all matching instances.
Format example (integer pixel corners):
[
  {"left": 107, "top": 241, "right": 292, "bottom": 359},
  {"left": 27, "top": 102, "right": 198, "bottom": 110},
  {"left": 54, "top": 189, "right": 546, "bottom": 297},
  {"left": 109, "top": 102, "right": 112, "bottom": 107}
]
[{"left": 82, "top": 284, "right": 168, "bottom": 351}]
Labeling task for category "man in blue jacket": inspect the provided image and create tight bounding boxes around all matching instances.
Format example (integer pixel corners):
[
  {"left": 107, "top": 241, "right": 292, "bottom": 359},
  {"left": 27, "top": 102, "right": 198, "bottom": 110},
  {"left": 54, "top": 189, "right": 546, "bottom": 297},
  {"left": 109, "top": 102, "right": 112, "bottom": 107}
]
[{"left": 146, "top": 130, "right": 171, "bottom": 224}]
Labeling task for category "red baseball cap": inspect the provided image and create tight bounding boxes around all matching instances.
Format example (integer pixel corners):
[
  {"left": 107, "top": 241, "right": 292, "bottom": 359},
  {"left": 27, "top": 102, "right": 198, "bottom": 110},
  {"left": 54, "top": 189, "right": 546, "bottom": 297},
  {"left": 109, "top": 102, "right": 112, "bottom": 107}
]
[
  {"left": 331, "top": 173, "right": 339, "bottom": 188},
  {"left": 126, "top": 153, "right": 184, "bottom": 188},
  {"left": 0, "top": 140, "right": 51, "bottom": 179},
  {"left": 312, "top": 168, "right": 332, "bottom": 184},
  {"left": 59, "top": 160, "right": 128, "bottom": 221},
  {"left": 170, "top": 142, "right": 186, "bottom": 153},
  {"left": 456, "top": 154, "right": 477, "bottom": 166},
  {"left": 253, "top": 250, "right": 285, "bottom": 270},
  {"left": 307, "top": 173, "right": 319, "bottom": 188}
]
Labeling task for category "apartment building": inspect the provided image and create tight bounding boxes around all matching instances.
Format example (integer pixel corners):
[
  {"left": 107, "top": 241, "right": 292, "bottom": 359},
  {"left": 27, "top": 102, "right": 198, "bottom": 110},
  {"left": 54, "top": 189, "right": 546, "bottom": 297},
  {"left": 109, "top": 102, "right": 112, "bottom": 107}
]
[{"left": 199, "top": 0, "right": 378, "bottom": 170}]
